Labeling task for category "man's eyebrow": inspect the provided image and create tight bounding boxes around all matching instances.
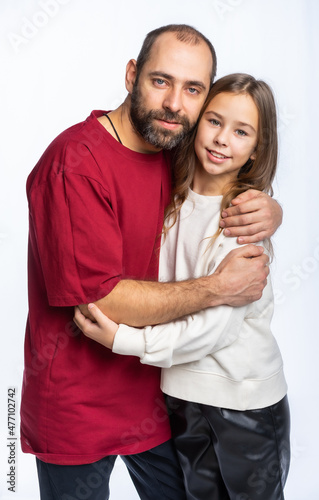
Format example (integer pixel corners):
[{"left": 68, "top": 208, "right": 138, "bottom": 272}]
[
  {"left": 205, "top": 110, "right": 257, "bottom": 132},
  {"left": 148, "top": 71, "right": 207, "bottom": 90}
]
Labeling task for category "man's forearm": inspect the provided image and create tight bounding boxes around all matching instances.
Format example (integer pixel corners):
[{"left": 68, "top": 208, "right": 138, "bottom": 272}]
[
  {"left": 79, "top": 244, "right": 269, "bottom": 327},
  {"left": 82, "top": 277, "right": 214, "bottom": 327}
]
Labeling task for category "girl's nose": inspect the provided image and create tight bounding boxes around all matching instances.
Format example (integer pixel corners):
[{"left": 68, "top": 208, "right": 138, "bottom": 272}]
[{"left": 214, "top": 129, "right": 228, "bottom": 147}]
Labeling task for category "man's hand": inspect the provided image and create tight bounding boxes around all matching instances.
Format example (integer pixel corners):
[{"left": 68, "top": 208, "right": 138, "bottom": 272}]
[
  {"left": 74, "top": 304, "right": 118, "bottom": 349},
  {"left": 219, "top": 189, "right": 283, "bottom": 244},
  {"left": 211, "top": 244, "right": 269, "bottom": 307}
]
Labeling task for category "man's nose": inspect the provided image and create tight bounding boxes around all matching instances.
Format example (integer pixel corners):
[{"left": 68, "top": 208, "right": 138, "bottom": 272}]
[{"left": 162, "top": 87, "right": 183, "bottom": 113}]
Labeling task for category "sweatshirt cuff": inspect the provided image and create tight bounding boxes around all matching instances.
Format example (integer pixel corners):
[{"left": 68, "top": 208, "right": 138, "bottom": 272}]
[{"left": 112, "top": 324, "right": 146, "bottom": 358}]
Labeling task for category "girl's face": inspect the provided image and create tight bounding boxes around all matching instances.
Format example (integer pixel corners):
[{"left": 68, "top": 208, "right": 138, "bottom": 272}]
[{"left": 193, "top": 92, "right": 259, "bottom": 195}]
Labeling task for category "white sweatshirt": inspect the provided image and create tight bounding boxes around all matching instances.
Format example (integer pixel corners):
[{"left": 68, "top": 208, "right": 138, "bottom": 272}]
[{"left": 113, "top": 189, "right": 287, "bottom": 411}]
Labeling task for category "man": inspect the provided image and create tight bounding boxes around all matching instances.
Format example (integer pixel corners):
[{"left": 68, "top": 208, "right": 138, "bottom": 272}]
[{"left": 21, "top": 25, "right": 282, "bottom": 499}]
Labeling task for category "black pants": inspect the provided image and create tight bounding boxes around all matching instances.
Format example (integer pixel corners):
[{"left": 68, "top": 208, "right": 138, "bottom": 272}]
[
  {"left": 166, "top": 395, "right": 290, "bottom": 500},
  {"left": 36, "top": 439, "right": 186, "bottom": 499}
]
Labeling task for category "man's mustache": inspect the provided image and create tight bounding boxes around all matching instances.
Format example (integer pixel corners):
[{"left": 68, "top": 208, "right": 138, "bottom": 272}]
[{"left": 148, "top": 110, "right": 190, "bottom": 127}]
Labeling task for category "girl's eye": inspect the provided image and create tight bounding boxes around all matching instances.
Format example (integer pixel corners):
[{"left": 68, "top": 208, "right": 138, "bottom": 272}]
[
  {"left": 210, "top": 119, "right": 220, "bottom": 126},
  {"left": 236, "top": 129, "right": 247, "bottom": 136}
]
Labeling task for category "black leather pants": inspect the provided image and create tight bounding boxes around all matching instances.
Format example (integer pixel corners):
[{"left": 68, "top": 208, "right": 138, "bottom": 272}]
[{"left": 166, "top": 395, "right": 290, "bottom": 500}]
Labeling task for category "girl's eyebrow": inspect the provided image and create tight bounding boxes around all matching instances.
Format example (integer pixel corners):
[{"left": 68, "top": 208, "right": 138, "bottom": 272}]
[
  {"left": 236, "top": 121, "right": 257, "bottom": 133},
  {"left": 205, "top": 110, "right": 257, "bottom": 133},
  {"left": 205, "top": 110, "right": 223, "bottom": 119}
]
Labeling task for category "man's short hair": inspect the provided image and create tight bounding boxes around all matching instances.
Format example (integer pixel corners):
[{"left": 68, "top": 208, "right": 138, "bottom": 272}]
[{"left": 136, "top": 24, "right": 217, "bottom": 88}]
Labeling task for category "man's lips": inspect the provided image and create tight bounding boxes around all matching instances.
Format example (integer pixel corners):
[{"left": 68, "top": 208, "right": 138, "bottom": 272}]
[{"left": 156, "top": 119, "right": 182, "bottom": 130}]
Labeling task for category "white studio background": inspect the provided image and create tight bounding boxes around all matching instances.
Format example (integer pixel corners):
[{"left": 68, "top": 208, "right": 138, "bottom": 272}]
[{"left": 0, "top": 0, "right": 318, "bottom": 498}]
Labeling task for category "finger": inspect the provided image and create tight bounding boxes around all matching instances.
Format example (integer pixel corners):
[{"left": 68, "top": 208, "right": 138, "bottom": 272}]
[
  {"left": 226, "top": 244, "right": 264, "bottom": 259},
  {"left": 230, "top": 189, "right": 261, "bottom": 205},
  {"left": 237, "top": 231, "right": 270, "bottom": 245},
  {"left": 87, "top": 303, "right": 106, "bottom": 323},
  {"left": 222, "top": 223, "right": 265, "bottom": 238},
  {"left": 240, "top": 244, "right": 265, "bottom": 259},
  {"left": 221, "top": 197, "right": 265, "bottom": 218},
  {"left": 76, "top": 316, "right": 102, "bottom": 339},
  {"left": 250, "top": 251, "right": 269, "bottom": 268},
  {"left": 221, "top": 215, "right": 266, "bottom": 230},
  {"left": 259, "top": 253, "right": 270, "bottom": 266},
  {"left": 73, "top": 306, "right": 86, "bottom": 329},
  {"left": 74, "top": 307, "right": 98, "bottom": 336},
  {"left": 87, "top": 303, "right": 119, "bottom": 330}
]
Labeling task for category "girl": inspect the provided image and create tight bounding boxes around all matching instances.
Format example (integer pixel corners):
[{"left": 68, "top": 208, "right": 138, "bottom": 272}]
[{"left": 74, "top": 74, "right": 290, "bottom": 500}]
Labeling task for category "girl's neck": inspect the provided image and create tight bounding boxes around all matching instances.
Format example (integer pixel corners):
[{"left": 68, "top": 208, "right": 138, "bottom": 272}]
[{"left": 192, "top": 164, "right": 236, "bottom": 196}]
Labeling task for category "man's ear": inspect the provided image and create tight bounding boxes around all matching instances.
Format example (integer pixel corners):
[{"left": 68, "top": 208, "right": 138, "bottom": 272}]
[{"left": 125, "top": 59, "right": 137, "bottom": 94}]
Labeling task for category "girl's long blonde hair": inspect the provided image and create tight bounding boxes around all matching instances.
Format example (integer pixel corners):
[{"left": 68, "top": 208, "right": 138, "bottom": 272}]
[{"left": 164, "top": 73, "right": 278, "bottom": 249}]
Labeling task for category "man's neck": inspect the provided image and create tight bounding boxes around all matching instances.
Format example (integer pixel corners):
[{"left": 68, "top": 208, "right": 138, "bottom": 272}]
[{"left": 99, "top": 99, "right": 162, "bottom": 155}]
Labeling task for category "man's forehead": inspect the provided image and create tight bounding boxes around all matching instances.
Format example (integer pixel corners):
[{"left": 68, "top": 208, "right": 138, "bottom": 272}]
[
  {"left": 149, "top": 31, "right": 210, "bottom": 60},
  {"left": 143, "top": 32, "right": 212, "bottom": 84}
]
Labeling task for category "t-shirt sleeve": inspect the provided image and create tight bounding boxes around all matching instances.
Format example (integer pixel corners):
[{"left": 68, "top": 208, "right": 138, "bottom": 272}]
[{"left": 28, "top": 144, "right": 122, "bottom": 306}]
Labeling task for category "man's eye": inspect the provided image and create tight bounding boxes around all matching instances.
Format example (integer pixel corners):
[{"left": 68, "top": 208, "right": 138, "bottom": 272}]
[
  {"left": 155, "top": 79, "right": 165, "bottom": 85},
  {"left": 188, "top": 88, "right": 199, "bottom": 95}
]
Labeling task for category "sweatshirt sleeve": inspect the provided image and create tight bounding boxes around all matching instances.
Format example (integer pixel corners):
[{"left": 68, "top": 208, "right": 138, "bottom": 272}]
[
  {"left": 112, "top": 301, "right": 248, "bottom": 368},
  {"left": 112, "top": 238, "right": 272, "bottom": 368}
]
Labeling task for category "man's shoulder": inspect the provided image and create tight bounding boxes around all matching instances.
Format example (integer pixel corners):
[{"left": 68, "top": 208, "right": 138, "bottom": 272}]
[
  {"left": 27, "top": 111, "right": 110, "bottom": 191},
  {"left": 50, "top": 110, "right": 107, "bottom": 150}
]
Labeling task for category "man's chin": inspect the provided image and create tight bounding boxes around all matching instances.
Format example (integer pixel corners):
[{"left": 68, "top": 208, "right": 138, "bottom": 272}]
[
  {"left": 148, "top": 133, "right": 183, "bottom": 150},
  {"left": 146, "top": 125, "right": 186, "bottom": 149}
]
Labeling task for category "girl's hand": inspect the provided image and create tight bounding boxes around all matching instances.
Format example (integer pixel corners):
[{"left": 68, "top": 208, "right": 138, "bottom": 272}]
[
  {"left": 219, "top": 189, "right": 283, "bottom": 244},
  {"left": 73, "top": 304, "right": 119, "bottom": 349}
]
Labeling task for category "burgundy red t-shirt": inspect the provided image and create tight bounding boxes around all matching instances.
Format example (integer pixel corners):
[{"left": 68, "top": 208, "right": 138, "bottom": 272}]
[{"left": 20, "top": 111, "right": 172, "bottom": 464}]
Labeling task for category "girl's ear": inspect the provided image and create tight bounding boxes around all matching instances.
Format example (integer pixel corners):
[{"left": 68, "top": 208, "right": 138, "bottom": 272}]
[
  {"left": 250, "top": 149, "right": 257, "bottom": 161},
  {"left": 125, "top": 59, "right": 138, "bottom": 94}
]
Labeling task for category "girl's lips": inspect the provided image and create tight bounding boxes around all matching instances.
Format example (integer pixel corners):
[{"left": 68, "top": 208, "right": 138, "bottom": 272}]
[
  {"left": 209, "top": 150, "right": 229, "bottom": 159},
  {"left": 207, "top": 149, "right": 230, "bottom": 162}
]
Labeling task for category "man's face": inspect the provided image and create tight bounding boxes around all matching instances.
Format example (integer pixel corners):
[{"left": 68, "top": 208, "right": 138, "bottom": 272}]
[{"left": 129, "top": 33, "right": 213, "bottom": 150}]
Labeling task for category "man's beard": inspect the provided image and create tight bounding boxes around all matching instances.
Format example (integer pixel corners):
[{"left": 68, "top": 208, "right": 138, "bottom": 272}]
[{"left": 129, "top": 82, "right": 196, "bottom": 150}]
